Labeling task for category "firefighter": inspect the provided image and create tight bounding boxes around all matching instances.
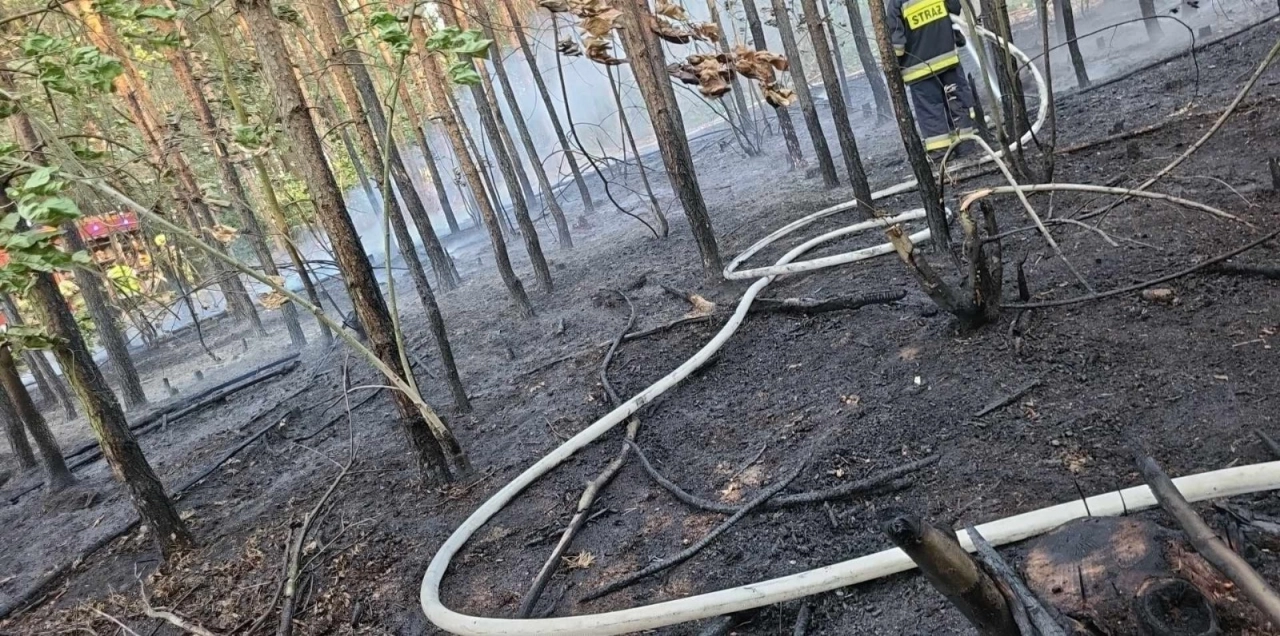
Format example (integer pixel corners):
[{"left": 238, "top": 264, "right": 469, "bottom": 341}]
[{"left": 885, "top": 0, "right": 977, "bottom": 155}]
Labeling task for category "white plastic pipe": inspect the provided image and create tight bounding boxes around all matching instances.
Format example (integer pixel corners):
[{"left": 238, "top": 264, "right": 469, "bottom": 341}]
[{"left": 419, "top": 25, "right": 1208, "bottom": 636}]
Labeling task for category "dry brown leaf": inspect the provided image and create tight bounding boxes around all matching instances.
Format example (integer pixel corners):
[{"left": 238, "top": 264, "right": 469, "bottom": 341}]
[
  {"left": 205, "top": 223, "right": 238, "bottom": 244},
  {"left": 655, "top": 0, "right": 689, "bottom": 20},
  {"left": 579, "top": 7, "right": 621, "bottom": 36},
  {"left": 259, "top": 292, "right": 289, "bottom": 310},
  {"left": 650, "top": 15, "right": 693, "bottom": 43},
  {"left": 733, "top": 46, "right": 787, "bottom": 83},
  {"left": 583, "top": 36, "right": 626, "bottom": 65},
  {"left": 687, "top": 293, "right": 716, "bottom": 316},
  {"left": 763, "top": 83, "right": 796, "bottom": 107},
  {"left": 686, "top": 54, "right": 732, "bottom": 97},
  {"left": 667, "top": 62, "right": 700, "bottom": 85},
  {"left": 556, "top": 38, "right": 583, "bottom": 56},
  {"left": 562, "top": 551, "right": 595, "bottom": 569},
  {"left": 539, "top": 0, "right": 570, "bottom": 11},
  {"left": 691, "top": 21, "right": 720, "bottom": 42}
]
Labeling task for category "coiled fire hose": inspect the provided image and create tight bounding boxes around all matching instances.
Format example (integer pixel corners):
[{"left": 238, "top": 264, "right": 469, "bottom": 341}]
[{"left": 421, "top": 23, "right": 1280, "bottom": 636}]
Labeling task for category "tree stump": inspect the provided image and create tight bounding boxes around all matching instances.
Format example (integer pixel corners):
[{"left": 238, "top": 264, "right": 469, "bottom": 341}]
[{"left": 1022, "top": 516, "right": 1266, "bottom": 634}]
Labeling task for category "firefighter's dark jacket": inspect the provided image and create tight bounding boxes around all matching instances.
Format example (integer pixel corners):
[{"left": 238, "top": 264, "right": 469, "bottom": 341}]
[{"left": 885, "top": 0, "right": 963, "bottom": 83}]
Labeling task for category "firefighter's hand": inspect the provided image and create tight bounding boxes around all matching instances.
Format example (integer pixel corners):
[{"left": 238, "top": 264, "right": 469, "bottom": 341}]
[{"left": 953, "top": 31, "right": 966, "bottom": 48}]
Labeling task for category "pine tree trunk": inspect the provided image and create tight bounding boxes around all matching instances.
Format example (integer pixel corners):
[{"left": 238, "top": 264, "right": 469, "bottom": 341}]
[
  {"left": 844, "top": 0, "right": 892, "bottom": 121},
  {"left": 799, "top": 0, "right": 874, "bottom": 211},
  {"left": 770, "top": 0, "right": 840, "bottom": 186},
  {"left": 0, "top": 345, "right": 74, "bottom": 491},
  {"left": 1137, "top": 0, "right": 1163, "bottom": 41},
  {"left": 210, "top": 29, "right": 335, "bottom": 346},
  {"left": 482, "top": 68, "right": 538, "bottom": 206},
  {"left": 980, "top": 0, "right": 1030, "bottom": 139},
  {"left": 309, "top": 0, "right": 461, "bottom": 290},
  {"left": 456, "top": 95, "right": 515, "bottom": 235},
  {"left": 421, "top": 39, "right": 535, "bottom": 316},
  {"left": 75, "top": 0, "right": 263, "bottom": 335},
  {"left": 820, "top": 0, "right": 853, "bottom": 108},
  {"left": 26, "top": 265, "right": 191, "bottom": 553},
  {"left": 163, "top": 20, "right": 307, "bottom": 348},
  {"left": 1056, "top": 0, "right": 1090, "bottom": 87},
  {"left": 1, "top": 384, "right": 36, "bottom": 469},
  {"left": 501, "top": 0, "right": 596, "bottom": 214},
  {"left": 443, "top": 4, "right": 553, "bottom": 293},
  {"left": 866, "top": 0, "right": 951, "bottom": 248},
  {"left": 607, "top": 65, "right": 668, "bottom": 237},
  {"left": 1, "top": 296, "right": 78, "bottom": 418},
  {"left": 474, "top": 0, "right": 574, "bottom": 248},
  {"left": 238, "top": 0, "right": 461, "bottom": 481},
  {"left": 709, "top": 0, "right": 762, "bottom": 154},
  {"left": 742, "top": 0, "right": 806, "bottom": 168},
  {"left": 613, "top": 0, "right": 724, "bottom": 277}
]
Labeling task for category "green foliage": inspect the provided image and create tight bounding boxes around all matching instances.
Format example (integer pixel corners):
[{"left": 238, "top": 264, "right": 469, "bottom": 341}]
[
  {"left": 233, "top": 123, "right": 268, "bottom": 149},
  {"left": 19, "top": 34, "right": 125, "bottom": 97},
  {"left": 0, "top": 167, "right": 92, "bottom": 298},
  {"left": 0, "top": 324, "right": 61, "bottom": 352},
  {"left": 273, "top": 3, "right": 303, "bottom": 24},
  {"left": 93, "top": 0, "right": 181, "bottom": 49},
  {"left": 425, "top": 26, "right": 492, "bottom": 86},
  {"left": 369, "top": 10, "right": 413, "bottom": 56}
]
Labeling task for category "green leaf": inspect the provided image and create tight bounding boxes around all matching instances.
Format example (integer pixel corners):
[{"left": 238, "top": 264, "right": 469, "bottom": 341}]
[
  {"left": 134, "top": 5, "right": 177, "bottom": 19},
  {"left": 0, "top": 213, "right": 20, "bottom": 231},
  {"left": 452, "top": 31, "right": 493, "bottom": 58},
  {"left": 447, "top": 60, "right": 482, "bottom": 86},
  {"left": 23, "top": 167, "right": 55, "bottom": 191}
]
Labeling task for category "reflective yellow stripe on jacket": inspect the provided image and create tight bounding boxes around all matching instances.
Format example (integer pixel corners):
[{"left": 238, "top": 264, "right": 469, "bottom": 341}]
[
  {"left": 924, "top": 127, "right": 978, "bottom": 152},
  {"left": 902, "top": 51, "right": 960, "bottom": 84}
]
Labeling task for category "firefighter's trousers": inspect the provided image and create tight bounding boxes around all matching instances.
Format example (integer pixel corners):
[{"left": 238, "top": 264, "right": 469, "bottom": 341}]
[{"left": 908, "top": 66, "right": 977, "bottom": 152}]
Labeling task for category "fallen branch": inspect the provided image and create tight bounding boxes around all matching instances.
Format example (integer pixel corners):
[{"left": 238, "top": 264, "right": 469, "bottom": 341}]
[
  {"left": 519, "top": 290, "right": 641, "bottom": 618},
  {"left": 1216, "top": 262, "right": 1280, "bottom": 280},
  {"left": 962, "top": 183, "right": 1242, "bottom": 224},
  {"left": 974, "top": 379, "right": 1042, "bottom": 418},
  {"left": 581, "top": 457, "right": 808, "bottom": 602},
  {"left": 749, "top": 289, "right": 906, "bottom": 314},
  {"left": 792, "top": 603, "right": 812, "bottom": 636},
  {"left": 965, "top": 526, "right": 1066, "bottom": 636},
  {"left": 1256, "top": 430, "right": 1280, "bottom": 459},
  {"left": 90, "top": 608, "right": 143, "bottom": 636},
  {"left": 1135, "top": 453, "right": 1280, "bottom": 625},
  {"left": 627, "top": 439, "right": 938, "bottom": 514},
  {"left": 1003, "top": 229, "right": 1280, "bottom": 309},
  {"left": 139, "top": 581, "right": 220, "bottom": 636}
]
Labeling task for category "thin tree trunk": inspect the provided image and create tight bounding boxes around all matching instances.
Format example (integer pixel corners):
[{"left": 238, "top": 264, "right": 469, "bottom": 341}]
[
  {"left": 74, "top": 0, "right": 264, "bottom": 335},
  {"left": 1, "top": 296, "right": 77, "bottom": 419},
  {"left": 607, "top": 65, "right": 668, "bottom": 237},
  {"left": 454, "top": 91, "right": 516, "bottom": 237},
  {"left": 474, "top": 0, "right": 574, "bottom": 248},
  {"left": 484, "top": 69, "right": 538, "bottom": 206},
  {"left": 866, "top": 0, "right": 950, "bottom": 248},
  {"left": 614, "top": 0, "right": 724, "bottom": 277},
  {"left": 771, "top": 0, "right": 839, "bottom": 185},
  {"left": 309, "top": 0, "right": 461, "bottom": 290},
  {"left": 742, "top": 0, "right": 805, "bottom": 167},
  {"left": 1056, "top": 0, "right": 1089, "bottom": 87},
  {"left": 210, "top": 27, "right": 335, "bottom": 347},
  {"left": 0, "top": 345, "right": 74, "bottom": 491},
  {"left": 799, "top": 0, "right": 874, "bottom": 209},
  {"left": 820, "top": 0, "right": 853, "bottom": 108},
  {"left": 1137, "top": 0, "right": 1163, "bottom": 41},
  {"left": 162, "top": 13, "right": 307, "bottom": 348},
  {"left": 403, "top": 17, "right": 467, "bottom": 234},
  {"left": 1, "top": 384, "right": 35, "bottom": 469},
  {"left": 844, "top": 0, "right": 892, "bottom": 121},
  {"left": 444, "top": 2, "right": 553, "bottom": 293},
  {"left": 501, "top": 0, "right": 596, "bottom": 214},
  {"left": 980, "top": 0, "right": 1030, "bottom": 139},
  {"left": 238, "top": 0, "right": 461, "bottom": 481}
]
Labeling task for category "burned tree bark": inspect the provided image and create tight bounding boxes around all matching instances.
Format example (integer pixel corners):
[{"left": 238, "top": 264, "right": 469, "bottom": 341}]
[
  {"left": 614, "top": 0, "right": 724, "bottom": 277},
  {"left": 502, "top": 0, "right": 597, "bottom": 214},
  {"left": 1137, "top": 0, "right": 1164, "bottom": 42},
  {"left": 770, "top": 0, "right": 840, "bottom": 186},
  {"left": 311, "top": 0, "right": 461, "bottom": 290},
  {"left": 0, "top": 345, "right": 74, "bottom": 491},
  {"left": 843, "top": 0, "right": 892, "bottom": 122},
  {"left": 472, "top": 0, "right": 574, "bottom": 248},
  {"left": 1055, "top": 0, "right": 1089, "bottom": 88},
  {"left": 866, "top": 0, "right": 951, "bottom": 248},
  {"left": 742, "top": 0, "right": 805, "bottom": 167},
  {"left": 161, "top": 13, "right": 307, "bottom": 349},
  {"left": 1, "top": 387, "right": 36, "bottom": 469},
  {"left": 799, "top": 0, "right": 874, "bottom": 211},
  {"left": 607, "top": 65, "right": 668, "bottom": 236},
  {"left": 237, "top": 0, "right": 461, "bottom": 482},
  {"left": 3, "top": 299, "right": 76, "bottom": 420},
  {"left": 417, "top": 23, "right": 535, "bottom": 317}
]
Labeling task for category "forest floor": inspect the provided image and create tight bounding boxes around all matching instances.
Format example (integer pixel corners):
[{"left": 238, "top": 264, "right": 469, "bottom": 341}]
[{"left": 3, "top": 14, "right": 1280, "bottom": 636}]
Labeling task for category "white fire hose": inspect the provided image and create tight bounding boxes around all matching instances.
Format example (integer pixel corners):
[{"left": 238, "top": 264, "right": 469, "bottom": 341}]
[{"left": 420, "top": 24, "right": 1280, "bottom": 636}]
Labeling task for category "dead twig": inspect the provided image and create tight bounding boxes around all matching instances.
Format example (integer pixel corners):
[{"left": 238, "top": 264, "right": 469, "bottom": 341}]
[
  {"left": 748, "top": 289, "right": 906, "bottom": 314},
  {"left": 1135, "top": 453, "right": 1280, "bottom": 625},
  {"left": 1256, "top": 430, "right": 1280, "bottom": 459},
  {"left": 974, "top": 379, "right": 1042, "bottom": 418},
  {"left": 90, "top": 607, "right": 143, "bottom": 636},
  {"left": 792, "top": 603, "right": 812, "bottom": 636},
  {"left": 965, "top": 526, "right": 1066, "bottom": 636},
  {"left": 1216, "top": 262, "right": 1280, "bottom": 280},
  {"left": 1003, "top": 229, "right": 1280, "bottom": 309},
  {"left": 629, "top": 439, "right": 938, "bottom": 513},
  {"left": 581, "top": 456, "right": 809, "bottom": 602},
  {"left": 519, "top": 290, "right": 641, "bottom": 618}
]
